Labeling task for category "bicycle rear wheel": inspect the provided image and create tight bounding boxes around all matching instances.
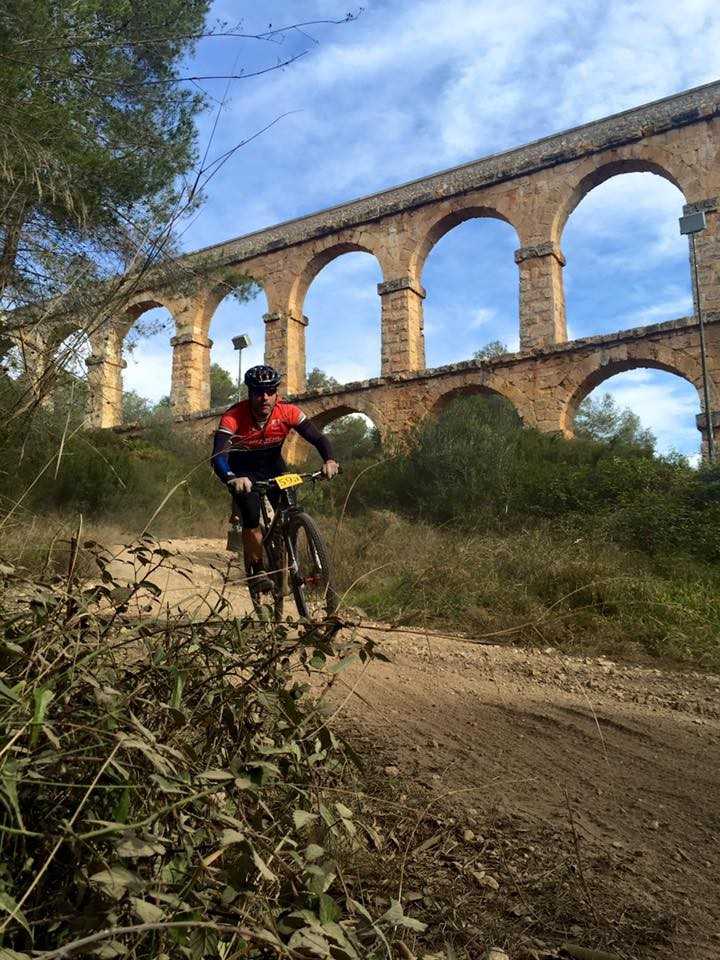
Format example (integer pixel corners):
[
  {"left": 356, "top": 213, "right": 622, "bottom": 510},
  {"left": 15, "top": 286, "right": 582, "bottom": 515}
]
[{"left": 287, "top": 512, "right": 337, "bottom": 621}]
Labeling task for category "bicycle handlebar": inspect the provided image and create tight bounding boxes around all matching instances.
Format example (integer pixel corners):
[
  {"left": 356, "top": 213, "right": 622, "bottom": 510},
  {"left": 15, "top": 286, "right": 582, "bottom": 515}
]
[{"left": 253, "top": 466, "right": 341, "bottom": 492}]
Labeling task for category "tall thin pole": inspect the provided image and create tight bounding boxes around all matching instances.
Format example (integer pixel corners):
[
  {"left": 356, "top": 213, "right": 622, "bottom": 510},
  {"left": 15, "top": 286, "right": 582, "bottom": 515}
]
[
  {"left": 237, "top": 347, "right": 243, "bottom": 403},
  {"left": 690, "top": 232, "right": 716, "bottom": 463}
]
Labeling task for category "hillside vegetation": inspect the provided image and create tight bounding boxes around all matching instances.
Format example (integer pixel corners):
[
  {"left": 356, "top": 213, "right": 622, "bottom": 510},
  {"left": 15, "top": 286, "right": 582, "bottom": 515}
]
[
  {"left": 308, "top": 396, "right": 720, "bottom": 668},
  {"left": 2, "top": 384, "right": 719, "bottom": 667}
]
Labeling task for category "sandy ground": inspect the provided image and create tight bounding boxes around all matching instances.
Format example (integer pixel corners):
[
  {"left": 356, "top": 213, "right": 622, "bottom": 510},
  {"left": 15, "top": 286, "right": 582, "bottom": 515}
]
[{"left": 112, "top": 538, "right": 720, "bottom": 959}]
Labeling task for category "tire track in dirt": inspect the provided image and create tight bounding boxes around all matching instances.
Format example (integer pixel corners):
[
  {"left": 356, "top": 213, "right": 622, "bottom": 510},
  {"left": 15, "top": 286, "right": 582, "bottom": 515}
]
[
  {"left": 138, "top": 539, "right": 720, "bottom": 957},
  {"left": 326, "top": 629, "right": 720, "bottom": 957}
]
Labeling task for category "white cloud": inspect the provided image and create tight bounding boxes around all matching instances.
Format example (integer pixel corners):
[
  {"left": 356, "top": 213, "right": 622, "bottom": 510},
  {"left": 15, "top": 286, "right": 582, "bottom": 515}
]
[
  {"left": 123, "top": 348, "right": 172, "bottom": 402},
  {"left": 119, "top": 0, "right": 720, "bottom": 456},
  {"left": 618, "top": 294, "right": 693, "bottom": 327},
  {"left": 469, "top": 307, "right": 497, "bottom": 329}
]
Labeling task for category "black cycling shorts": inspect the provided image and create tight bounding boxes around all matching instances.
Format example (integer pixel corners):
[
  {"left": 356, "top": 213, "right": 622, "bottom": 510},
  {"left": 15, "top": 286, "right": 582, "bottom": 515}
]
[
  {"left": 231, "top": 486, "right": 280, "bottom": 529},
  {"left": 229, "top": 457, "right": 286, "bottom": 529}
]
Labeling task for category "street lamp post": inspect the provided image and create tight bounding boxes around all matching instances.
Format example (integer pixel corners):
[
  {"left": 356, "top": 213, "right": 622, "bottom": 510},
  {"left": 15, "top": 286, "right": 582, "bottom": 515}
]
[
  {"left": 231, "top": 334, "right": 252, "bottom": 403},
  {"left": 679, "top": 209, "right": 715, "bottom": 463}
]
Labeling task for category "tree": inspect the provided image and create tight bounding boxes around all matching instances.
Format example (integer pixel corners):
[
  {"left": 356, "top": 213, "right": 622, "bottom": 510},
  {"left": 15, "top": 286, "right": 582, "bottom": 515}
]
[
  {"left": 325, "top": 415, "right": 381, "bottom": 462},
  {"left": 0, "top": 10, "right": 359, "bottom": 421},
  {"left": 210, "top": 362, "right": 242, "bottom": 408},
  {"left": 473, "top": 339, "right": 508, "bottom": 361},
  {"left": 575, "top": 392, "right": 656, "bottom": 452},
  {"left": 122, "top": 390, "right": 154, "bottom": 423},
  {"left": 0, "top": 0, "right": 211, "bottom": 309},
  {"left": 306, "top": 367, "right": 340, "bottom": 390}
]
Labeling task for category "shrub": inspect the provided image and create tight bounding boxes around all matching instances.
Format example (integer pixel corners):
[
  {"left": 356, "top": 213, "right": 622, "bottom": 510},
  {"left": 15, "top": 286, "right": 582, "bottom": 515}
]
[
  {"left": 325, "top": 396, "right": 717, "bottom": 563},
  {"left": 0, "top": 539, "right": 426, "bottom": 959}
]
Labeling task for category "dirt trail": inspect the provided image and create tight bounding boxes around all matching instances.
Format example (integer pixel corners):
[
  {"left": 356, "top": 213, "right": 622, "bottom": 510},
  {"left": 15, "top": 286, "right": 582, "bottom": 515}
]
[{"left": 127, "top": 539, "right": 720, "bottom": 958}]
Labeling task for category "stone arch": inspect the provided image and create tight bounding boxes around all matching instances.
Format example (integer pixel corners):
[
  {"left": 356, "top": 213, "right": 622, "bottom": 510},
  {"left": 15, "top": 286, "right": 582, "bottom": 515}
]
[
  {"left": 122, "top": 292, "right": 179, "bottom": 335},
  {"left": 560, "top": 355, "right": 702, "bottom": 436},
  {"left": 290, "top": 241, "right": 386, "bottom": 318},
  {"left": 429, "top": 381, "right": 523, "bottom": 423},
  {"left": 310, "top": 398, "right": 384, "bottom": 435},
  {"left": 283, "top": 398, "right": 384, "bottom": 465},
  {"left": 553, "top": 157, "right": 687, "bottom": 243},
  {"left": 196, "top": 271, "right": 269, "bottom": 340},
  {"left": 411, "top": 205, "right": 520, "bottom": 280}
]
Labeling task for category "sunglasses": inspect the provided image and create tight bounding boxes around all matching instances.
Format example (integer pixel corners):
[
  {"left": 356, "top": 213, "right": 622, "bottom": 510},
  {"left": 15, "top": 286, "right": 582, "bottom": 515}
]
[{"left": 250, "top": 387, "right": 277, "bottom": 397}]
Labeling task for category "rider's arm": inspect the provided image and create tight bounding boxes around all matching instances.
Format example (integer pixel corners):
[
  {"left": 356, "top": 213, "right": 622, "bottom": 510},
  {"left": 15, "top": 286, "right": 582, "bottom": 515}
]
[
  {"left": 294, "top": 418, "right": 335, "bottom": 463},
  {"left": 211, "top": 431, "right": 237, "bottom": 484}
]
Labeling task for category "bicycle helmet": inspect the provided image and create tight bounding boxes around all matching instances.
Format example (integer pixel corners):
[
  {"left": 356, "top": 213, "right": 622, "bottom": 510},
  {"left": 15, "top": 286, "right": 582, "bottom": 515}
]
[{"left": 244, "top": 364, "right": 282, "bottom": 391}]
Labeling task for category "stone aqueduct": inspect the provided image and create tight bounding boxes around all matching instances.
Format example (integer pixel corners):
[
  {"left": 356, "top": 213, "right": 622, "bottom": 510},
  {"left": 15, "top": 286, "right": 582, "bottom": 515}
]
[{"left": 43, "top": 82, "right": 720, "bottom": 449}]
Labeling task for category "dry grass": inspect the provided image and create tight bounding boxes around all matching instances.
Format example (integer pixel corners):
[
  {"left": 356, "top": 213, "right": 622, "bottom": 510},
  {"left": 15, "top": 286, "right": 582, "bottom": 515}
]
[{"left": 324, "top": 512, "right": 720, "bottom": 669}]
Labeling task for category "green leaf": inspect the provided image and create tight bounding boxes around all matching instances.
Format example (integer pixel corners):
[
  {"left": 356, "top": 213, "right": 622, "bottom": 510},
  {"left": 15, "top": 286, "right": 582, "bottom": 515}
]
[
  {"left": 220, "top": 829, "right": 245, "bottom": 846},
  {"left": 116, "top": 834, "right": 165, "bottom": 858},
  {"left": 0, "top": 891, "right": 31, "bottom": 934},
  {"left": 319, "top": 894, "right": 342, "bottom": 924},
  {"left": 150, "top": 774, "right": 186, "bottom": 795},
  {"left": 328, "top": 654, "right": 359, "bottom": 674},
  {"left": 0, "top": 949, "right": 32, "bottom": 960},
  {"left": 88, "top": 865, "right": 138, "bottom": 899},
  {"left": 0, "top": 759, "right": 24, "bottom": 829},
  {"left": 381, "top": 899, "right": 428, "bottom": 933},
  {"left": 169, "top": 670, "right": 184, "bottom": 710},
  {"left": 29, "top": 687, "right": 54, "bottom": 748},
  {"left": 0, "top": 678, "right": 20, "bottom": 702},
  {"left": 335, "top": 802, "right": 353, "bottom": 819},
  {"left": 304, "top": 843, "right": 324, "bottom": 862},
  {"left": 305, "top": 861, "right": 336, "bottom": 895},
  {"left": 92, "top": 940, "right": 127, "bottom": 958},
  {"left": 112, "top": 787, "right": 130, "bottom": 823},
  {"left": 198, "top": 769, "right": 234, "bottom": 781},
  {"left": 252, "top": 849, "right": 277, "bottom": 882},
  {"left": 293, "top": 809, "right": 318, "bottom": 830},
  {"left": 130, "top": 897, "right": 164, "bottom": 923}
]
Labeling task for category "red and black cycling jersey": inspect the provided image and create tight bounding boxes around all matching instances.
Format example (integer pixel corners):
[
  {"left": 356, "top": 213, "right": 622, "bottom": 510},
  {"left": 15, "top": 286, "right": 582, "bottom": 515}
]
[
  {"left": 212, "top": 399, "right": 332, "bottom": 481},
  {"left": 218, "top": 399, "right": 305, "bottom": 451}
]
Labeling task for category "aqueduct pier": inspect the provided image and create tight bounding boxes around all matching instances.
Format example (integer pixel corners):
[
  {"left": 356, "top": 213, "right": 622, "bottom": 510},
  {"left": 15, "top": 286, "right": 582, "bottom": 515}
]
[{"left": 28, "top": 80, "right": 720, "bottom": 447}]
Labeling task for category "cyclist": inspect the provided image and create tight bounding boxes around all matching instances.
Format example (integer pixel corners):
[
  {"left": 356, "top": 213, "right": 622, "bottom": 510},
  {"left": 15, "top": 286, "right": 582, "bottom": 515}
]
[{"left": 211, "top": 364, "right": 338, "bottom": 591}]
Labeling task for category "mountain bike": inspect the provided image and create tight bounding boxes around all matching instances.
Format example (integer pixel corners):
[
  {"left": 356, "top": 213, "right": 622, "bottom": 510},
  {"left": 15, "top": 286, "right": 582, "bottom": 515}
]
[{"left": 241, "top": 470, "right": 338, "bottom": 621}]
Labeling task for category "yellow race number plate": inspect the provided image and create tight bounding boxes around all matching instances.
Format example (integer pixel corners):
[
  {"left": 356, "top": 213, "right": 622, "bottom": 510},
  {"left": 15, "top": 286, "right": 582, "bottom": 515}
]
[{"left": 274, "top": 473, "right": 304, "bottom": 489}]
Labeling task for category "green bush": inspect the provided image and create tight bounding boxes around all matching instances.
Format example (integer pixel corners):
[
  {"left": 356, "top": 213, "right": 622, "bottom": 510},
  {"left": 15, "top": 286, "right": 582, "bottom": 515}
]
[
  {"left": 0, "top": 540, "right": 422, "bottom": 959},
  {"left": 325, "top": 396, "right": 717, "bottom": 563},
  {"left": 0, "top": 397, "right": 226, "bottom": 535}
]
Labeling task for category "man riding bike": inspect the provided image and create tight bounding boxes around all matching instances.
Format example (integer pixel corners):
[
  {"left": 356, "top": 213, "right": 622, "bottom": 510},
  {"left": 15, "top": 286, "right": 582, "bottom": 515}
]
[{"left": 211, "top": 364, "right": 339, "bottom": 591}]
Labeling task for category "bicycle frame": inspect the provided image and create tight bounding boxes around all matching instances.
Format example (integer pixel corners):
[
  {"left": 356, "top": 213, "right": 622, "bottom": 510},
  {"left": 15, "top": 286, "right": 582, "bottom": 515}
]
[{"left": 256, "top": 470, "right": 324, "bottom": 583}]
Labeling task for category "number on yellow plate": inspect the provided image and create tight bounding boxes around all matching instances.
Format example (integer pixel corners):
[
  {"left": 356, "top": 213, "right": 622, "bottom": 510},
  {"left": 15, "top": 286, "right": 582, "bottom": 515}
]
[{"left": 274, "top": 473, "right": 304, "bottom": 489}]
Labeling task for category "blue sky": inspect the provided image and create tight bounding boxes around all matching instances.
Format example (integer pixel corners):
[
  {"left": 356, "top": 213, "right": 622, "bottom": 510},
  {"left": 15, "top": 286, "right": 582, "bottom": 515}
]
[{"left": 122, "top": 1, "right": 720, "bottom": 458}]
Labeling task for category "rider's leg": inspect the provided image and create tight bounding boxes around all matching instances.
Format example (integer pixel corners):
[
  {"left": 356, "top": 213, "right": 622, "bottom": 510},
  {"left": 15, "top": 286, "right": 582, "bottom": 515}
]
[
  {"left": 242, "top": 527, "right": 264, "bottom": 568},
  {"left": 233, "top": 491, "right": 273, "bottom": 592}
]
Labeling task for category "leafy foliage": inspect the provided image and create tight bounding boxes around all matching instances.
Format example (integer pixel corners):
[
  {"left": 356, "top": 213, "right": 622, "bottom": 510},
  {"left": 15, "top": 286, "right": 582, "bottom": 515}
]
[
  {"left": 306, "top": 369, "right": 340, "bottom": 391},
  {"left": 472, "top": 339, "right": 508, "bottom": 360},
  {"left": 0, "top": 0, "right": 210, "bottom": 307},
  {"left": 0, "top": 378, "right": 223, "bottom": 534},
  {"left": 122, "top": 390, "right": 155, "bottom": 424},
  {"left": 324, "top": 395, "right": 719, "bottom": 563},
  {"left": 328, "top": 513, "right": 720, "bottom": 668},
  {"left": 210, "top": 362, "right": 241, "bottom": 409},
  {"left": 0, "top": 539, "right": 417, "bottom": 958},
  {"left": 324, "top": 416, "right": 381, "bottom": 464},
  {"left": 575, "top": 391, "right": 656, "bottom": 451}
]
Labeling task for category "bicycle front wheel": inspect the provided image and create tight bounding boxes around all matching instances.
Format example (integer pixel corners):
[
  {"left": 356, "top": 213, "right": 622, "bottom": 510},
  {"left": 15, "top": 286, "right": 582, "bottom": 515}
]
[
  {"left": 287, "top": 513, "right": 338, "bottom": 621},
  {"left": 263, "top": 533, "right": 286, "bottom": 621}
]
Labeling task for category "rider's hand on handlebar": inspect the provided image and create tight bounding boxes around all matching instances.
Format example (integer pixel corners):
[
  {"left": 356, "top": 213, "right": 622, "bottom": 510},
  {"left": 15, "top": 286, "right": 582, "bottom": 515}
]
[
  {"left": 321, "top": 459, "right": 339, "bottom": 480},
  {"left": 227, "top": 476, "right": 253, "bottom": 495}
]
